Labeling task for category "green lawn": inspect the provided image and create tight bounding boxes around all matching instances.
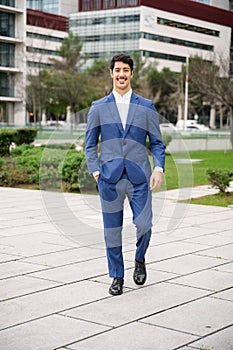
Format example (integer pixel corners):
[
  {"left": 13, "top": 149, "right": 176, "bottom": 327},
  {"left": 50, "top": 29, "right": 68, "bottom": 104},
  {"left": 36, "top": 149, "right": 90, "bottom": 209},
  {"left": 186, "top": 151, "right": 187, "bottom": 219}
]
[
  {"left": 188, "top": 192, "right": 233, "bottom": 207},
  {"left": 163, "top": 150, "right": 233, "bottom": 190},
  {"left": 162, "top": 150, "right": 233, "bottom": 207}
]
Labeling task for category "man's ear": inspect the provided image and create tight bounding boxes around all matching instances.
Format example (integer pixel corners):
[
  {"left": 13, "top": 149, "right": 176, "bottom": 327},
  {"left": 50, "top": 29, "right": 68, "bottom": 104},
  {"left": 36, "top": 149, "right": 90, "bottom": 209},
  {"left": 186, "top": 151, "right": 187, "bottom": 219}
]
[
  {"left": 110, "top": 69, "right": 113, "bottom": 78},
  {"left": 131, "top": 70, "right": 134, "bottom": 78}
]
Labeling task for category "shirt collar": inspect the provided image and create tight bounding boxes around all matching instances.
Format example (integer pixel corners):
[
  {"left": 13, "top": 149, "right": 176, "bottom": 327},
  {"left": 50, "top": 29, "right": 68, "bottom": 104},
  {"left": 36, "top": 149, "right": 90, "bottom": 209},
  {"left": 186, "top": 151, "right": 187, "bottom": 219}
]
[{"left": 112, "top": 89, "right": 132, "bottom": 103}]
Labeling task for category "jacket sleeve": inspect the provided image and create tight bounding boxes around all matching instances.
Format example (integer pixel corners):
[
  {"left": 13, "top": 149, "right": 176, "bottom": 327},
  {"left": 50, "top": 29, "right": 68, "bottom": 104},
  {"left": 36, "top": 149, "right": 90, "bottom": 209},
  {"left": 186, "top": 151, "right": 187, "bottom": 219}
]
[
  {"left": 85, "top": 103, "right": 100, "bottom": 174},
  {"left": 147, "top": 102, "right": 165, "bottom": 171}
]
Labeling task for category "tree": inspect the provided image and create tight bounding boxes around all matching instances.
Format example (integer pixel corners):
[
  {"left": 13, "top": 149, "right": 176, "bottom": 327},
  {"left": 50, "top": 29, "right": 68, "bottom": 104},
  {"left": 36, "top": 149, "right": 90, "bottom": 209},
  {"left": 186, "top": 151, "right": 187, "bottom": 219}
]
[
  {"left": 51, "top": 32, "right": 83, "bottom": 71},
  {"left": 86, "top": 57, "right": 112, "bottom": 98},
  {"left": 146, "top": 65, "right": 179, "bottom": 123},
  {"left": 49, "top": 33, "right": 95, "bottom": 124},
  {"left": 188, "top": 55, "right": 233, "bottom": 149}
]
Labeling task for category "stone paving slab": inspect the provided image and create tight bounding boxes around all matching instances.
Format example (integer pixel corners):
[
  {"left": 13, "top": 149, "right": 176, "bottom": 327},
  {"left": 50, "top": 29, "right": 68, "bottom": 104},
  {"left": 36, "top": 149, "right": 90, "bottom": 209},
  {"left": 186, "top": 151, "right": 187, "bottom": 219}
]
[
  {"left": 189, "top": 325, "right": 233, "bottom": 350},
  {"left": 184, "top": 231, "right": 233, "bottom": 246},
  {"left": 211, "top": 287, "right": 233, "bottom": 302},
  {"left": 0, "top": 314, "right": 110, "bottom": 350},
  {"left": 0, "top": 280, "right": 108, "bottom": 330},
  {"left": 28, "top": 257, "right": 108, "bottom": 284},
  {"left": 0, "top": 275, "right": 62, "bottom": 301},
  {"left": 141, "top": 296, "right": 233, "bottom": 337},
  {"left": 147, "top": 253, "right": 225, "bottom": 275},
  {"left": 21, "top": 246, "right": 106, "bottom": 267},
  {"left": 61, "top": 283, "right": 209, "bottom": 328},
  {"left": 196, "top": 243, "right": 233, "bottom": 260},
  {"left": 65, "top": 322, "right": 199, "bottom": 350},
  {"left": 214, "top": 261, "right": 233, "bottom": 273},
  {"left": 170, "top": 267, "right": 233, "bottom": 291},
  {"left": 0, "top": 186, "right": 233, "bottom": 350}
]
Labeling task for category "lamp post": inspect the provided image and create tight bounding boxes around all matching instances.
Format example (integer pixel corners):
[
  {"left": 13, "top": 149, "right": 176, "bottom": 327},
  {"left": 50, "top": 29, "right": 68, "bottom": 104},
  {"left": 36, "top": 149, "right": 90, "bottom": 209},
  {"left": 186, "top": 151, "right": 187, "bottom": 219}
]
[{"left": 183, "top": 56, "right": 189, "bottom": 130}]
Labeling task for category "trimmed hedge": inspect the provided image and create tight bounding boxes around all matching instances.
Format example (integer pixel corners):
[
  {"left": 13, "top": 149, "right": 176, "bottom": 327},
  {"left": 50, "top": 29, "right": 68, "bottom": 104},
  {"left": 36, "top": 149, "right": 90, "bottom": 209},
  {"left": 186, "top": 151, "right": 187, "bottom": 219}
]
[
  {"left": 13, "top": 128, "right": 37, "bottom": 146},
  {"left": 0, "top": 128, "right": 37, "bottom": 156}
]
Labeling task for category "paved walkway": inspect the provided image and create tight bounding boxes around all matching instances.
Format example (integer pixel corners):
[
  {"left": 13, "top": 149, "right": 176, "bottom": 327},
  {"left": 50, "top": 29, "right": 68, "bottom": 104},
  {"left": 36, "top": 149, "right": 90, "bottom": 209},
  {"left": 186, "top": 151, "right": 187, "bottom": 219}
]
[{"left": 0, "top": 185, "right": 232, "bottom": 350}]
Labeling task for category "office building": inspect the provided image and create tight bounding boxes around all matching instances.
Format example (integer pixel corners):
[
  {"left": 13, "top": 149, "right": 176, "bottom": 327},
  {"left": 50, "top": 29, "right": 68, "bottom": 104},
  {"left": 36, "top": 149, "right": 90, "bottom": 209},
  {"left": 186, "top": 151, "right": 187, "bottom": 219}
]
[
  {"left": 0, "top": 0, "right": 26, "bottom": 124},
  {"left": 0, "top": 0, "right": 69, "bottom": 124},
  {"left": 70, "top": 0, "right": 233, "bottom": 73}
]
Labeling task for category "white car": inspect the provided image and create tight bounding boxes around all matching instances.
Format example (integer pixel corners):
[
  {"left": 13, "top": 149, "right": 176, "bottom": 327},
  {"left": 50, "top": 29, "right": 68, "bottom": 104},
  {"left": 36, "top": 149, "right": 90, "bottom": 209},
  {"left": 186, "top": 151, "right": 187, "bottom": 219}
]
[
  {"left": 176, "top": 120, "right": 209, "bottom": 131},
  {"left": 159, "top": 123, "right": 177, "bottom": 133}
]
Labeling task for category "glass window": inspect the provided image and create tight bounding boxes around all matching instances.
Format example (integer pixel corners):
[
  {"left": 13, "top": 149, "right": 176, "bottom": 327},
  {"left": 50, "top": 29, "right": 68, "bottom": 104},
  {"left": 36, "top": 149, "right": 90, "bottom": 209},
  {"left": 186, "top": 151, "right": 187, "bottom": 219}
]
[
  {"left": 230, "top": 0, "right": 233, "bottom": 10},
  {"left": 157, "top": 17, "right": 219, "bottom": 37},
  {"left": 117, "top": 0, "right": 138, "bottom": 6},
  {"left": 26, "top": 46, "right": 59, "bottom": 56},
  {"left": 27, "top": 61, "right": 53, "bottom": 68},
  {"left": 0, "top": 43, "right": 15, "bottom": 67},
  {"left": 143, "top": 50, "right": 186, "bottom": 63},
  {"left": 103, "top": 0, "right": 115, "bottom": 8},
  {"left": 81, "top": 0, "right": 101, "bottom": 10},
  {"left": 192, "top": 0, "right": 210, "bottom": 4},
  {"left": 43, "top": 0, "right": 59, "bottom": 14},
  {"left": 0, "top": 12, "right": 15, "bottom": 37},
  {"left": 142, "top": 32, "right": 213, "bottom": 51},
  {"left": 0, "top": 72, "right": 14, "bottom": 97},
  {"left": 26, "top": 0, "right": 43, "bottom": 10},
  {"left": 79, "top": 32, "right": 140, "bottom": 42},
  {"left": 70, "top": 14, "right": 140, "bottom": 27},
  {"left": 0, "top": 0, "right": 15, "bottom": 6},
  {"left": 26, "top": 32, "right": 64, "bottom": 42}
]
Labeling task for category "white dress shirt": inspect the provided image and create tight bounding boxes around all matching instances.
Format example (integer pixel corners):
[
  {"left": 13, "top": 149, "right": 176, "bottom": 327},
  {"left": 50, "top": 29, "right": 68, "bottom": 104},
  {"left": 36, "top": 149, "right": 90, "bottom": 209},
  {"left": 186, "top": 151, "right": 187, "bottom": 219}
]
[{"left": 112, "top": 88, "right": 132, "bottom": 129}]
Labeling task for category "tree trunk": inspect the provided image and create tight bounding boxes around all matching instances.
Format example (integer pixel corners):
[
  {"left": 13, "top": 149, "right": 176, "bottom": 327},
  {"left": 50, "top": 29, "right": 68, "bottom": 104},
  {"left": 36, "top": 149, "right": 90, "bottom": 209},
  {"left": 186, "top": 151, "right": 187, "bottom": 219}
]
[
  {"left": 230, "top": 107, "right": 233, "bottom": 152},
  {"left": 210, "top": 105, "right": 216, "bottom": 129}
]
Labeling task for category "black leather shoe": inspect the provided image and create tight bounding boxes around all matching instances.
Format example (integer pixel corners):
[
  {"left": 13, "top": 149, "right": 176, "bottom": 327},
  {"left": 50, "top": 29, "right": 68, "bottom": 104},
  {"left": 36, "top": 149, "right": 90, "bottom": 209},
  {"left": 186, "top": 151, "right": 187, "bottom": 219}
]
[
  {"left": 109, "top": 278, "right": 124, "bottom": 296},
  {"left": 133, "top": 260, "right": 147, "bottom": 285}
]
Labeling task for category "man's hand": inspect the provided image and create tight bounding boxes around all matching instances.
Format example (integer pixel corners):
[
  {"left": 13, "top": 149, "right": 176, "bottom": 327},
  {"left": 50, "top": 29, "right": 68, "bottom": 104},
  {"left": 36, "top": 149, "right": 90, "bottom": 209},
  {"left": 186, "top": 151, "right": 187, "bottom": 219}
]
[
  {"left": 94, "top": 174, "right": 99, "bottom": 182},
  {"left": 150, "top": 171, "right": 163, "bottom": 191}
]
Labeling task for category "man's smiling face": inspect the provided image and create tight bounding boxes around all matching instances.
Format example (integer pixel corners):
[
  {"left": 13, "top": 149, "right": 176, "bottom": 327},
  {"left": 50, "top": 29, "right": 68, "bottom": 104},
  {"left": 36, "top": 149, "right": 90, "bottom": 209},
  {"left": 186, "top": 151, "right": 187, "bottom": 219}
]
[{"left": 110, "top": 61, "right": 133, "bottom": 95}]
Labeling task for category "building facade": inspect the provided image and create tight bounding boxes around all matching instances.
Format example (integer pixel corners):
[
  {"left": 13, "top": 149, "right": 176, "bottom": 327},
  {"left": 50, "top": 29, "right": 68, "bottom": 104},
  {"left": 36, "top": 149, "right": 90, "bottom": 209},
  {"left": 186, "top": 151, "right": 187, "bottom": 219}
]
[
  {"left": 194, "top": 0, "right": 233, "bottom": 10},
  {"left": 70, "top": 0, "right": 233, "bottom": 73},
  {"left": 0, "top": 0, "right": 69, "bottom": 125},
  {"left": 26, "top": 9, "right": 68, "bottom": 76},
  {"left": 0, "top": 0, "right": 27, "bottom": 124},
  {"left": 26, "top": 0, "right": 78, "bottom": 16}
]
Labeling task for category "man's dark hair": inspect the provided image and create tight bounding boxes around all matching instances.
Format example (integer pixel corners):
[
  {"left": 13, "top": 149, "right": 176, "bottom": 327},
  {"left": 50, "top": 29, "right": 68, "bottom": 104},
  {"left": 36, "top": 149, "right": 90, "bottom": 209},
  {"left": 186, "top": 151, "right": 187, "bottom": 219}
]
[{"left": 110, "top": 53, "right": 134, "bottom": 72}]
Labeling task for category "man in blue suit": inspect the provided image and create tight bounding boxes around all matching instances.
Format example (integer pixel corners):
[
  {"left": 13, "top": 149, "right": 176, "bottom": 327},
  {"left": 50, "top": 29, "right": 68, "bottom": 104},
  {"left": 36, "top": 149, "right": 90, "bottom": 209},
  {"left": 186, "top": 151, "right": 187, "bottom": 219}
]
[{"left": 85, "top": 53, "right": 165, "bottom": 295}]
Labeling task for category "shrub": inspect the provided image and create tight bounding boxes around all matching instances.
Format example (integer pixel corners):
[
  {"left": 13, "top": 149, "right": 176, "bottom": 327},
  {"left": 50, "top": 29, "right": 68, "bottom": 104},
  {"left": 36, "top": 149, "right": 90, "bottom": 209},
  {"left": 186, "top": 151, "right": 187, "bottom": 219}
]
[
  {"left": 11, "top": 144, "right": 34, "bottom": 156},
  {"left": 61, "top": 150, "right": 85, "bottom": 191},
  {"left": 146, "top": 133, "right": 172, "bottom": 151},
  {"left": 207, "top": 168, "right": 233, "bottom": 193},
  {"left": 0, "top": 130, "right": 17, "bottom": 156},
  {"left": 162, "top": 133, "right": 172, "bottom": 148},
  {"left": 0, "top": 128, "right": 37, "bottom": 156},
  {"left": 0, "top": 158, "right": 31, "bottom": 186},
  {"left": 78, "top": 157, "right": 97, "bottom": 192},
  {"left": 13, "top": 128, "right": 37, "bottom": 145},
  {"left": 0, "top": 143, "right": 88, "bottom": 192}
]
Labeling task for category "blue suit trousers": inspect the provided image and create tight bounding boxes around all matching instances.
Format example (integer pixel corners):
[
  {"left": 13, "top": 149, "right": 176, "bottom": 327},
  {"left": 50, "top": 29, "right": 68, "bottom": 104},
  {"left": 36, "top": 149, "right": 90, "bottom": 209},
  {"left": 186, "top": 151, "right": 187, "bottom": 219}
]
[{"left": 98, "top": 170, "right": 152, "bottom": 278}]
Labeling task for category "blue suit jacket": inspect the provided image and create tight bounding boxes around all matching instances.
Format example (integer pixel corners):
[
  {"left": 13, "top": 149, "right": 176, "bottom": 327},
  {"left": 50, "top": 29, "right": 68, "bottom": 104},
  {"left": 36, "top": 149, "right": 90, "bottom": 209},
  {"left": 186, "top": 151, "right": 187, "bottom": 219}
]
[{"left": 85, "top": 92, "right": 165, "bottom": 184}]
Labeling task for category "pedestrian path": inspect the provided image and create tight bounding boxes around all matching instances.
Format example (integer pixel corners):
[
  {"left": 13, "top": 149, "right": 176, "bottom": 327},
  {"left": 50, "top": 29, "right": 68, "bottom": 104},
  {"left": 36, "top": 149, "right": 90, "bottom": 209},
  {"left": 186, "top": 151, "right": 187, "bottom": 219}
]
[{"left": 0, "top": 185, "right": 232, "bottom": 350}]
